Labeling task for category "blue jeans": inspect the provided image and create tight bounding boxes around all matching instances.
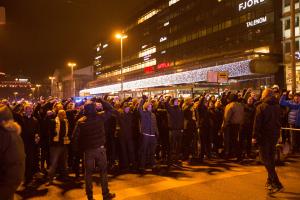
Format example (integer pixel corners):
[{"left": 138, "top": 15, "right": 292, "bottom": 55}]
[
  {"left": 48, "top": 145, "right": 68, "bottom": 179},
  {"left": 84, "top": 147, "right": 110, "bottom": 200}
]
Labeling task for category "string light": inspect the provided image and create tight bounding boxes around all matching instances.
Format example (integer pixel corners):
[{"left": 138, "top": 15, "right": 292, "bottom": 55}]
[{"left": 81, "top": 60, "right": 252, "bottom": 95}]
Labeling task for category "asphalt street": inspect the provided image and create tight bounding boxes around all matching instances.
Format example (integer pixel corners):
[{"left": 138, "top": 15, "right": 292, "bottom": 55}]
[{"left": 15, "top": 154, "right": 300, "bottom": 200}]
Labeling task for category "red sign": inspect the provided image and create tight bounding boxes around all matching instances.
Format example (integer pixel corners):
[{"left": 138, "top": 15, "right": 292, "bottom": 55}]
[
  {"left": 144, "top": 66, "right": 154, "bottom": 74},
  {"left": 157, "top": 62, "right": 170, "bottom": 69}
]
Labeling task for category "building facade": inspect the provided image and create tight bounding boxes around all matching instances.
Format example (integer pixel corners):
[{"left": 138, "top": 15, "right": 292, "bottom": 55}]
[
  {"left": 81, "top": 0, "right": 282, "bottom": 96},
  {"left": 282, "top": 0, "right": 300, "bottom": 91},
  {"left": 51, "top": 66, "right": 94, "bottom": 98}
]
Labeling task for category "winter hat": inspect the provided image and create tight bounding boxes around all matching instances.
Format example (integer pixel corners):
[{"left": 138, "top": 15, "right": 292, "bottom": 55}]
[
  {"left": 0, "top": 104, "right": 13, "bottom": 123},
  {"left": 84, "top": 100, "right": 96, "bottom": 115}
]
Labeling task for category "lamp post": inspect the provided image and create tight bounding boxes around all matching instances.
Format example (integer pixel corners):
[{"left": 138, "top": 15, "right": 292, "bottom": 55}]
[
  {"left": 13, "top": 92, "right": 18, "bottom": 100},
  {"left": 115, "top": 33, "right": 128, "bottom": 97},
  {"left": 68, "top": 62, "right": 77, "bottom": 97},
  {"left": 49, "top": 76, "right": 55, "bottom": 96},
  {"left": 36, "top": 84, "right": 41, "bottom": 98}
]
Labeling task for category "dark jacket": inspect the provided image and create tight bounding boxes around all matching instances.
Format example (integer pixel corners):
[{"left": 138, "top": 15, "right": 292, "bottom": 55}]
[
  {"left": 253, "top": 97, "right": 281, "bottom": 144},
  {"left": 0, "top": 121, "right": 25, "bottom": 200},
  {"left": 20, "top": 115, "right": 39, "bottom": 151},
  {"left": 73, "top": 100, "right": 114, "bottom": 152},
  {"left": 138, "top": 100, "right": 159, "bottom": 136},
  {"left": 183, "top": 104, "right": 197, "bottom": 131},
  {"left": 165, "top": 101, "right": 184, "bottom": 131},
  {"left": 242, "top": 104, "right": 256, "bottom": 128},
  {"left": 117, "top": 110, "right": 133, "bottom": 139}
]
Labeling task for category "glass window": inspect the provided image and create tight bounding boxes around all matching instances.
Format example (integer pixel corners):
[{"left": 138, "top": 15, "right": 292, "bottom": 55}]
[
  {"left": 285, "top": 0, "right": 290, "bottom": 7},
  {"left": 296, "top": 40, "right": 300, "bottom": 51},
  {"left": 285, "top": 19, "right": 291, "bottom": 30},
  {"left": 224, "top": 20, "right": 232, "bottom": 28},
  {"left": 296, "top": 16, "right": 299, "bottom": 27},
  {"left": 286, "top": 42, "right": 291, "bottom": 53}
]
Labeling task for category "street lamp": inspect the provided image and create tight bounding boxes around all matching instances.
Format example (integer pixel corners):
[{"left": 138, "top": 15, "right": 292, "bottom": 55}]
[
  {"left": 36, "top": 84, "right": 41, "bottom": 98},
  {"left": 115, "top": 33, "right": 128, "bottom": 97},
  {"left": 68, "top": 62, "right": 77, "bottom": 97},
  {"left": 49, "top": 76, "right": 55, "bottom": 96},
  {"left": 13, "top": 92, "right": 18, "bottom": 100},
  {"left": 31, "top": 87, "right": 36, "bottom": 98}
]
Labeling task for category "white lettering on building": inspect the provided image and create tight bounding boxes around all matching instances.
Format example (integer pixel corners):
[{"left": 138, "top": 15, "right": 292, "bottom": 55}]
[
  {"left": 239, "top": 0, "right": 265, "bottom": 11},
  {"left": 246, "top": 16, "right": 267, "bottom": 27}
]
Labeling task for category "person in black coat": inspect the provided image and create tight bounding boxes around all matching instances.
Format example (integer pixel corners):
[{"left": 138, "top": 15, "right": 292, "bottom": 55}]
[
  {"left": 155, "top": 98, "right": 170, "bottom": 163},
  {"left": 73, "top": 99, "right": 116, "bottom": 200},
  {"left": 240, "top": 97, "right": 256, "bottom": 159},
  {"left": 253, "top": 88, "right": 283, "bottom": 193},
  {"left": 182, "top": 98, "right": 197, "bottom": 161},
  {"left": 164, "top": 96, "right": 184, "bottom": 165},
  {"left": 198, "top": 97, "right": 211, "bottom": 161},
  {"left": 20, "top": 104, "right": 40, "bottom": 186},
  {"left": 0, "top": 104, "right": 25, "bottom": 200},
  {"left": 116, "top": 102, "right": 135, "bottom": 169}
]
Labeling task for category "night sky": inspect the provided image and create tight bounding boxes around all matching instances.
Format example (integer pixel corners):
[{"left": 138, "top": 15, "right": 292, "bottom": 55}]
[{"left": 0, "top": 0, "right": 149, "bottom": 81}]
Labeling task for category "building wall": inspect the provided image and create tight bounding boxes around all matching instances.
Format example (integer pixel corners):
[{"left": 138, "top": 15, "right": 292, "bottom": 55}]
[
  {"left": 87, "top": 0, "right": 282, "bottom": 95},
  {"left": 282, "top": 0, "right": 300, "bottom": 90}
]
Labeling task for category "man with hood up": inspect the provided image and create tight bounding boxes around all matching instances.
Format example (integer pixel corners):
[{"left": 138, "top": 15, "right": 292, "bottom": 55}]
[
  {"left": 253, "top": 88, "right": 283, "bottom": 193},
  {"left": 0, "top": 104, "right": 25, "bottom": 200}
]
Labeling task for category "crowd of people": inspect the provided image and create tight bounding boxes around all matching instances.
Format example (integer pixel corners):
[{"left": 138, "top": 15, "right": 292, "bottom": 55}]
[{"left": 1, "top": 85, "right": 300, "bottom": 200}]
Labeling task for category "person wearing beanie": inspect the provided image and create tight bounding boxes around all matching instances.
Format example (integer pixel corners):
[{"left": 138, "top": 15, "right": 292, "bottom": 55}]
[
  {"left": 0, "top": 104, "right": 25, "bottom": 200},
  {"left": 73, "top": 99, "right": 116, "bottom": 200}
]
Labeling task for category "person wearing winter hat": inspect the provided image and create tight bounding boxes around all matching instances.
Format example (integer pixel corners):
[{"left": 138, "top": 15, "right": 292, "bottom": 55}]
[{"left": 0, "top": 104, "right": 25, "bottom": 200}]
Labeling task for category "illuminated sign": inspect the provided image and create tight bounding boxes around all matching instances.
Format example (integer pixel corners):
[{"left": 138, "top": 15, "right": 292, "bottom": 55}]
[
  {"left": 160, "top": 36, "right": 167, "bottom": 42},
  {"left": 169, "top": 0, "right": 180, "bottom": 6},
  {"left": 144, "top": 66, "right": 155, "bottom": 74},
  {"left": 246, "top": 16, "right": 267, "bottom": 27},
  {"left": 238, "top": 0, "right": 265, "bottom": 12},
  {"left": 157, "top": 62, "right": 170, "bottom": 69}
]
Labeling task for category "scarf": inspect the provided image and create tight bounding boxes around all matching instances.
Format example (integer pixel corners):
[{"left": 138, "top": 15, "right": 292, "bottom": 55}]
[{"left": 53, "top": 117, "right": 70, "bottom": 144}]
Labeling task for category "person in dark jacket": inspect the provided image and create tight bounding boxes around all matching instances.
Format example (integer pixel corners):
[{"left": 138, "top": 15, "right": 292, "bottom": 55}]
[
  {"left": 20, "top": 104, "right": 40, "bottom": 186},
  {"left": 253, "top": 88, "right": 283, "bottom": 193},
  {"left": 182, "top": 98, "right": 197, "bottom": 161},
  {"left": 154, "top": 100, "right": 169, "bottom": 163},
  {"left": 198, "top": 96, "right": 211, "bottom": 161},
  {"left": 138, "top": 96, "right": 159, "bottom": 172},
  {"left": 73, "top": 99, "right": 116, "bottom": 200},
  {"left": 240, "top": 97, "right": 256, "bottom": 159},
  {"left": 0, "top": 104, "right": 25, "bottom": 200},
  {"left": 117, "top": 102, "right": 135, "bottom": 169},
  {"left": 164, "top": 96, "right": 184, "bottom": 165}
]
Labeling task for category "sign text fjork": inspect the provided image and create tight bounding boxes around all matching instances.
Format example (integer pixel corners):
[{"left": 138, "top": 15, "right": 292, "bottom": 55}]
[{"left": 239, "top": 0, "right": 265, "bottom": 12}]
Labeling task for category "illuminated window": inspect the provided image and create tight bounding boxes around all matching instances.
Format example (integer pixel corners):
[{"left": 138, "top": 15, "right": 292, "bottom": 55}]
[
  {"left": 169, "top": 0, "right": 180, "bottom": 6},
  {"left": 138, "top": 9, "right": 160, "bottom": 24},
  {"left": 99, "top": 59, "right": 157, "bottom": 79},
  {"left": 139, "top": 46, "right": 156, "bottom": 58}
]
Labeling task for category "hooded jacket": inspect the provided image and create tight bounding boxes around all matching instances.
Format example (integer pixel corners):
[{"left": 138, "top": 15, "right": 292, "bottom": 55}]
[{"left": 0, "top": 121, "right": 25, "bottom": 200}]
